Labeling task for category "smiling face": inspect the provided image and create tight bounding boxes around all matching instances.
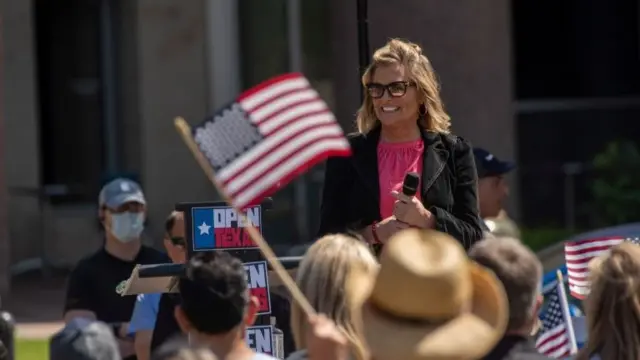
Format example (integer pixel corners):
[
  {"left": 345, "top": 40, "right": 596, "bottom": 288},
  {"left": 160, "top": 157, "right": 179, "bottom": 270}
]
[{"left": 369, "top": 63, "right": 420, "bottom": 130}]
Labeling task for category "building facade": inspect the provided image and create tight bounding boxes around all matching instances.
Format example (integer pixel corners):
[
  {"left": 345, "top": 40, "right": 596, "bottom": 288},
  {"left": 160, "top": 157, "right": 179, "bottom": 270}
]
[{"left": 0, "top": 0, "right": 514, "bottom": 295}]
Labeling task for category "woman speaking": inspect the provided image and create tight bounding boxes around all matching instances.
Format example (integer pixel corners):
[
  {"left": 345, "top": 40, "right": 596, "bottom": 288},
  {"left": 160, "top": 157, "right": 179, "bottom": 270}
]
[{"left": 318, "top": 38, "right": 483, "bottom": 250}]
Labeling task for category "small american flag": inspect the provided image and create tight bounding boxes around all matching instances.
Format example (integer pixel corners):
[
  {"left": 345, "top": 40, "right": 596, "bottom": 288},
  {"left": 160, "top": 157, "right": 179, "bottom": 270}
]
[
  {"left": 565, "top": 236, "right": 640, "bottom": 299},
  {"left": 536, "top": 281, "right": 576, "bottom": 358},
  {"left": 191, "top": 73, "right": 351, "bottom": 209}
]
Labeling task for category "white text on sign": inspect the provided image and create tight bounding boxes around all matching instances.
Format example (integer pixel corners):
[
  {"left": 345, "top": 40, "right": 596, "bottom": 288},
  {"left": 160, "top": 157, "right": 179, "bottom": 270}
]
[
  {"left": 245, "top": 262, "right": 267, "bottom": 289},
  {"left": 244, "top": 261, "right": 271, "bottom": 314},
  {"left": 213, "top": 207, "right": 261, "bottom": 228},
  {"left": 246, "top": 325, "right": 273, "bottom": 355}
]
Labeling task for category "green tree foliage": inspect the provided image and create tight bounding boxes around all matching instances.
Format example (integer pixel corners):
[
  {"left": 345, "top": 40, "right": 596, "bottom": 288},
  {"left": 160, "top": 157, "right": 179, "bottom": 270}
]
[{"left": 590, "top": 140, "right": 640, "bottom": 226}]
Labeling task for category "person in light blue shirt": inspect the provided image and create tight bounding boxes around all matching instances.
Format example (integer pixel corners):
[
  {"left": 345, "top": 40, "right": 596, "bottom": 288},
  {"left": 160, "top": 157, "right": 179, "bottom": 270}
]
[
  {"left": 129, "top": 211, "right": 187, "bottom": 360},
  {"left": 129, "top": 293, "right": 162, "bottom": 334}
]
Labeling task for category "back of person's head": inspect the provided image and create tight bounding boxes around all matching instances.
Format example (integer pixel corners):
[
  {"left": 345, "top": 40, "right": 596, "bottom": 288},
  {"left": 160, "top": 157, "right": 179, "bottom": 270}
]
[
  {"left": 0, "top": 340, "right": 7, "bottom": 360},
  {"left": 49, "top": 318, "right": 119, "bottom": 360},
  {"left": 291, "top": 234, "right": 378, "bottom": 360},
  {"left": 152, "top": 338, "right": 218, "bottom": 360},
  {"left": 176, "top": 251, "right": 255, "bottom": 336},
  {"left": 469, "top": 236, "right": 543, "bottom": 333},
  {"left": 577, "top": 242, "right": 640, "bottom": 360},
  {"left": 0, "top": 311, "right": 13, "bottom": 360}
]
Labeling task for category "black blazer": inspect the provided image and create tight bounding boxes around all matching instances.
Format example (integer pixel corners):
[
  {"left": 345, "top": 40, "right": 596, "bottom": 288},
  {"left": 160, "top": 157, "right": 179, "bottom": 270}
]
[{"left": 317, "top": 126, "right": 483, "bottom": 250}]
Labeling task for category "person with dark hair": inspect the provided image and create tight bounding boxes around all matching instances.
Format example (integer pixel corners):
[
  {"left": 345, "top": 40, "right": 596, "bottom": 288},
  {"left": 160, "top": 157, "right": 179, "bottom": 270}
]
[
  {"left": 129, "top": 211, "right": 187, "bottom": 360},
  {"left": 473, "top": 148, "right": 520, "bottom": 238},
  {"left": 63, "top": 178, "right": 169, "bottom": 360},
  {"left": 0, "top": 341, "right": 7, "bottom": 360},
  {"left": 50, "top": 318, "right": 120, "bottom": 360},
  {"left": 174, "top": 252, "right": 277, "bottom": 360},
  {"left": 0, "top": 309, "right": 14, "bottom": 360},
  {"left": 151, "top": 338, "right": 218, "bottom": 360}
]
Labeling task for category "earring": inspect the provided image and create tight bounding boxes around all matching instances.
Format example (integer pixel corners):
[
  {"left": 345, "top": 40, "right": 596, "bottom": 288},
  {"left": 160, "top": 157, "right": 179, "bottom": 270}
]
[{"left": 419, "top": 104, "right": 427, "bottom": 116}]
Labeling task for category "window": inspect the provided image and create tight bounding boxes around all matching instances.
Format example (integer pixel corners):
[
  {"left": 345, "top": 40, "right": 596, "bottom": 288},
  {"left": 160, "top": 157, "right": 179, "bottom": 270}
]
[
  {"left": 238, "top": 0, "right": 289, "bottom": 89},
  {"left": 238, "top": 0, "right": 334, "bottom": 105},
  {"left": 513, "top": 0, "right": 640, "bottom": 99},
  {"left": 34, "top": 0, "right": 123, "bottom": 203},
  {"left": 301, "top": 0, "right": 335, "bottom": 109},
  {"left": 238, "top": 0, "right": 334, "bottom": 246},
  {"left": 300, "top": 0, "right": 334, "bottom": 238},
  {"left": 518, "top": 107, "right": 640, "bottom": 227},
  {"left": 513, "top": 0, "right": 640, "bottom": 228}
]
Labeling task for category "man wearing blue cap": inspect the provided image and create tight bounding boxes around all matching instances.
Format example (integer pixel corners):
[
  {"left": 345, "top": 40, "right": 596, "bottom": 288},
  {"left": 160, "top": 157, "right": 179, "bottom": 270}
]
[
  {"left": 473, "top": 148, "right": 519, "bottom": 237},
  {"left": 63, "top": 178, "right": 169, "bottom": 360}
]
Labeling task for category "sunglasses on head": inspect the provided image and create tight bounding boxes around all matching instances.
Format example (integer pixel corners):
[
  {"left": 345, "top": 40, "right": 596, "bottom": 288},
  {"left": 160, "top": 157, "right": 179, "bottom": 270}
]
[{"left": 365, "top": 81, "right": 415, "bottom": 99}]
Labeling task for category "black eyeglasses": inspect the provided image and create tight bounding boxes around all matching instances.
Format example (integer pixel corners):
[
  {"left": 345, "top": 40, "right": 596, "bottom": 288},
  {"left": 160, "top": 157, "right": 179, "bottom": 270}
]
[
  {"left": 169, "top": 236, "right": 186, "bottom": 247},
  {"left": 365, "top": 81, "right": 415, "bottom": 99}
]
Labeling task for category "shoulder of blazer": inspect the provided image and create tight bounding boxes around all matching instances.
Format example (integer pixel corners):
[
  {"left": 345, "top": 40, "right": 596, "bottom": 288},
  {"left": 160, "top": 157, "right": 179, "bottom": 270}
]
[
  {"left": 346, "top": 131, "right": 367, "bottom": 143},
  {"left": 436, "top": 132, "right": 460, "bottom": 147},
  {"left": 346, "top": 131, "right": 370, "bottom": 153},
  {"left": 435, "top": 132, "right": 474, "bottom": 153}
]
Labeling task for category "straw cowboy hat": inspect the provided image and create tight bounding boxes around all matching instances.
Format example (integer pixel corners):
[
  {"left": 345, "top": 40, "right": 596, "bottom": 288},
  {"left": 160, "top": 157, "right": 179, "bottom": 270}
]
[{"left": 349, "top": 229, "right": 508, "bottom": 360}]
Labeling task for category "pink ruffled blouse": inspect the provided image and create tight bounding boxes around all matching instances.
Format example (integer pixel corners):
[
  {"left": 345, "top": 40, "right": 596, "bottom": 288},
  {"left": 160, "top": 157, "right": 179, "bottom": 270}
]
[{"left": 377, "top": 139, "right": 424, "bottom": 219}]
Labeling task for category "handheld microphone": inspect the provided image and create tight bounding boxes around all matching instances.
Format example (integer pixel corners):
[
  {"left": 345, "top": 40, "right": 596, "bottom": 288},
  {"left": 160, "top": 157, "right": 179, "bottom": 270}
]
[
  {"left": 373, "top": 172, "right": 420, "bottom": 257},
  {"left": 402, "top": 172, "right": 420, "bottom": 197}
]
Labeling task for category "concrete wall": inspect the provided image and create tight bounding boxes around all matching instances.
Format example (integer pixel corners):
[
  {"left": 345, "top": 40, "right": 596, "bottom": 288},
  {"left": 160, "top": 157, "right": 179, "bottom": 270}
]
[
  {"left": 0, "top": 11, "right": 8, "bottom": 297},
  {"left": 136, "top": 0, "right": 218, "bottom": 245},
  {"left": 1, "top": 0, "right": 44, "bottom": 277},
  {"left": 2, "top": 0, "right": 108, "bottom": 274}
]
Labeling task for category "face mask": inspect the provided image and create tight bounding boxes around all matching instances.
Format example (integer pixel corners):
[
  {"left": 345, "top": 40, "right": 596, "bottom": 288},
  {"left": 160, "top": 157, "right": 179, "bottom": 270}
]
[{"left": 109, "top": 212, "right": 145, "bottom": 243}]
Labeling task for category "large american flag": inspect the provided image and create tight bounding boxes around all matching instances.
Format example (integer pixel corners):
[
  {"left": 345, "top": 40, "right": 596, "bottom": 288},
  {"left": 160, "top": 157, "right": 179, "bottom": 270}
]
[
  {"left": 536, "top": 281, "right": 576, "bottom": 358},
  {"left": 191, "top": 73, "right": 351, "bottom": 209},
  {"left": 565, "top": 236, "right": 640, "bottom": 299}
]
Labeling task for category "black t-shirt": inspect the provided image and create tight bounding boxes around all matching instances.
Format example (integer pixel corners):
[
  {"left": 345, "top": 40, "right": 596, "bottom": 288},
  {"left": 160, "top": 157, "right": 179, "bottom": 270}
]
[
  {"left": 63, "top": 245, "right": 169, "bottom": 359},
  {"left": 64, "top": 245, "right": 169, "bottom": 321},
  {"left": 64, "top": 245, "right": 171, "bottom": 323}
]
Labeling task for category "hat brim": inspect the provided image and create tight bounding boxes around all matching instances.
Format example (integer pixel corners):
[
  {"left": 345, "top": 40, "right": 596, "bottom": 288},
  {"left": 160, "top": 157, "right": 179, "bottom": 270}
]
[
  {"left": 105, "top": 193, "right": 146, "bottom": 209},
  {"left": 350, "top": 261, "right": 508, "bottom": 360},
  {"left": 480, "top": 162, "right": 516, "bottom": 178}
]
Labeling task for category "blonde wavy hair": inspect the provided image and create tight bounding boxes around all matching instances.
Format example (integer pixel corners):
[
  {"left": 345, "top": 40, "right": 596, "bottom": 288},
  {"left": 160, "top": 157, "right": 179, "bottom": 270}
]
[
  {"left": 290, "top": 234, "right": 378, "bottom": 360},
  {"left": 356, "top": 38, "right": 451, "bottom": 134},
  {"left": 575, "top": 242, "right": 640, "bottom": 360}
]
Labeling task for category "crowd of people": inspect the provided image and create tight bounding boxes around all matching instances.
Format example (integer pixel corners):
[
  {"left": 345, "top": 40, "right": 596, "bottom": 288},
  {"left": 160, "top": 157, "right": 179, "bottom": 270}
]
[
  {"left": 0, "top": 37, "right": 636, "bottom": 360},
  {"left": 43, "top": 222, "right": 640, "bottom": 360}
]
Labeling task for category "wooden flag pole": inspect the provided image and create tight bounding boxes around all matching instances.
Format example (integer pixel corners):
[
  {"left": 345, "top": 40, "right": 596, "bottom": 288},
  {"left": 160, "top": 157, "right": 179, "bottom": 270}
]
[{"left": 174, "top": 117, "right": 316, "bottom": 317}]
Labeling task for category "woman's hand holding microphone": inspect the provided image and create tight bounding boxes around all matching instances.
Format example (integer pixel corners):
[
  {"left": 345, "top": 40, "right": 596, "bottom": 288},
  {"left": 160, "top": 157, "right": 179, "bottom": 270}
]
[
  {"left": 364, "top": 216, "right": 410, "bottom": 245},
  {"left": 391, "top": 190, "right": 435, "bottom": 229},
  {"left": 362, "top": 183, "right": 435, "bottom": 248},
  {"left": 361, "top": 172, "right": 435, "bottom": 245},
  {"left": 391, "top": 172, "right": 435, "bottom": 229},
  {"left": 361, "top": 194, "right": 435, "bottom": 245}
]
